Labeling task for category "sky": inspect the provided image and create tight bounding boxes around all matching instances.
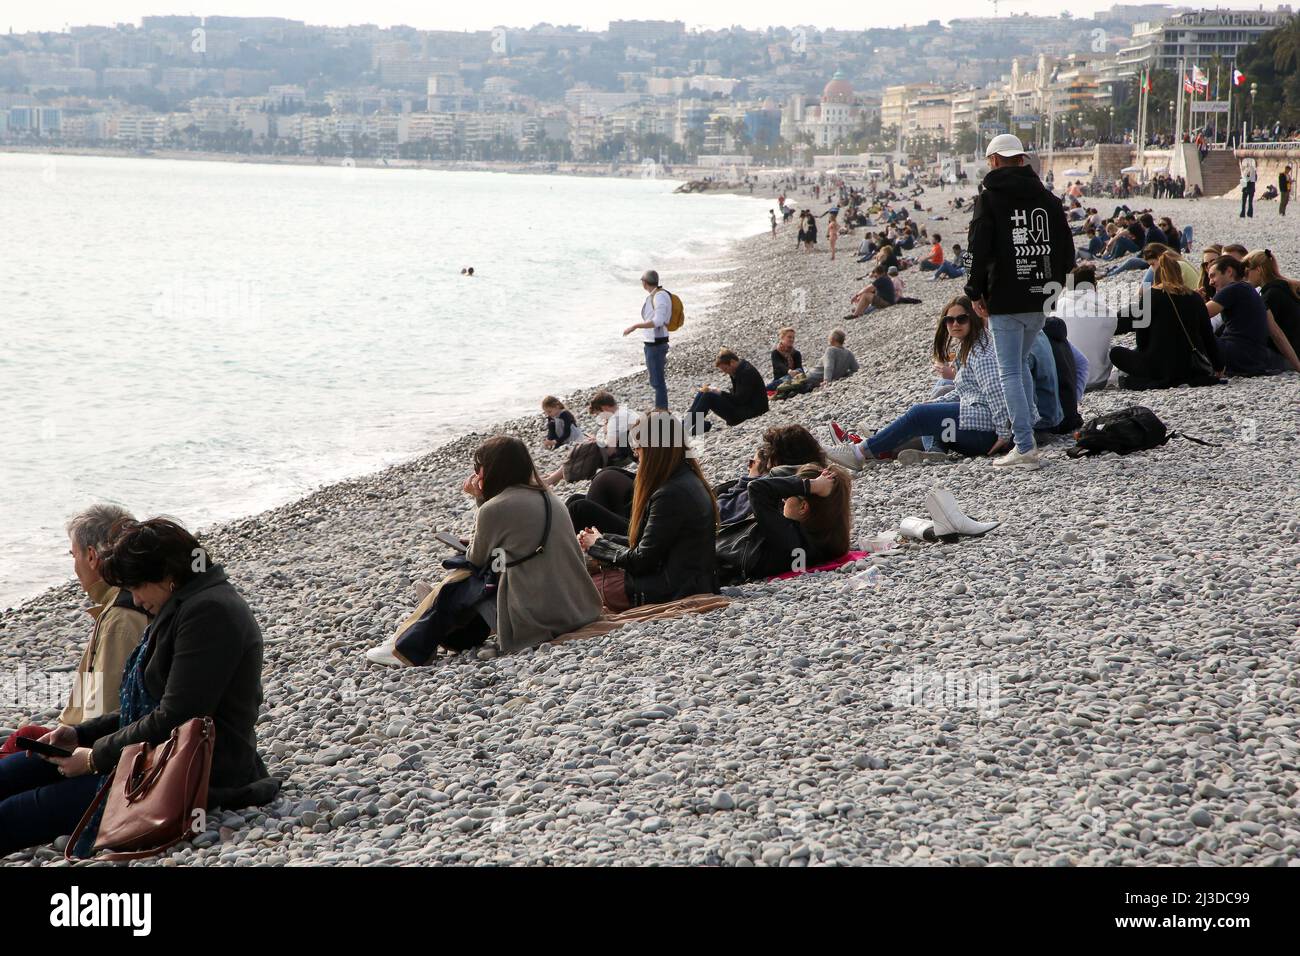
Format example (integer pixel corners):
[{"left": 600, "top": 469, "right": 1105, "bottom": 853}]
[{"left": 6, "top": 1, "right": 1132, "bottom": 35}]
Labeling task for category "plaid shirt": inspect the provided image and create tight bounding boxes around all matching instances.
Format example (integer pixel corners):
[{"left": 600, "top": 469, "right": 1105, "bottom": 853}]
[{"left": 939, "top": 332, "right": 1012, "bottom": 440}]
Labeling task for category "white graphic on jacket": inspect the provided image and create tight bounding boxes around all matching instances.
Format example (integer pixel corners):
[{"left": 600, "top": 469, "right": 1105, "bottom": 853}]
[{"left": 1010, "top": 207, "right": 1051, "bottom": 284}]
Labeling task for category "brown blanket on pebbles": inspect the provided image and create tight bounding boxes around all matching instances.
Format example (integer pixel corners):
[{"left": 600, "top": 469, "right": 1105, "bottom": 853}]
[{"left": 554, "top": 594, "right": 731, "bottom": 644}]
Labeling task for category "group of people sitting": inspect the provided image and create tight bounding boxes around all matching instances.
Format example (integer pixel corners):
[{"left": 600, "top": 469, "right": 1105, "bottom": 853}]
[{"left": 1, "top": 507, "right": 279, "bottom": 858}]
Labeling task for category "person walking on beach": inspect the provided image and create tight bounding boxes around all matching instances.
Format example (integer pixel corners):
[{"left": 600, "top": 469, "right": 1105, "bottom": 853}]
[
  {"left": 770, "top": 209, "right": 777, "bottom": 237},
  {"left": 1280, "top": 165, "right": 1292, "bottom": 217},
  {"left": 1240, "top": 159, "right": 1257, "bottom": 218},
  {"left": 624, "top": 270, "right": 672, "bottom": 410},
  {"left": 964, "top": 133, "right": 1074, "bottom": 470},
  {"left": 828, "top": 216, "right": 839, "bottom": 261}
]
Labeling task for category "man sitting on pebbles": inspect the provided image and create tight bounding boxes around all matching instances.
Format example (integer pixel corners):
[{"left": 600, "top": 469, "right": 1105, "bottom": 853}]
[{"left": 684, "top": 349, "right": 769, "bottom": 436}]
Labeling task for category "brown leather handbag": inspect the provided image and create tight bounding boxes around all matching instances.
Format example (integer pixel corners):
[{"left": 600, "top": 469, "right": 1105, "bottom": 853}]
[{"left": 66, "top": 717, "right": 215, "bottom": 862}]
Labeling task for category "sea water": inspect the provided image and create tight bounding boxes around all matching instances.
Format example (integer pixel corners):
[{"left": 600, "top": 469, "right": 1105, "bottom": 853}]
[{"left": 0, "top": 152, "right": 768, "bottom": 605}]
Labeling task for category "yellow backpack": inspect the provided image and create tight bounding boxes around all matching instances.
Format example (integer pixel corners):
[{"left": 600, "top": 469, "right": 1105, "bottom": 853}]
[{"left": 653, "top": 287, "right": 686, "bottom": 333}]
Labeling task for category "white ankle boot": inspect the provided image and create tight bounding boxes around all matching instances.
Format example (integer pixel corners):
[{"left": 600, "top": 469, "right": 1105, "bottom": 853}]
[{"left": 926, "top": 488, "right": 1000, "bottom": 540}]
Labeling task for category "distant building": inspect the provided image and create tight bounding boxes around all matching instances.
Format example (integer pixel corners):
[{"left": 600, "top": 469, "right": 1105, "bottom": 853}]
[
  {"left": 608, "top": 20, "right": 686, "bottom": 48},
  {"left": 1115, "top": 6, "right": 1295, "bottom": 76},
  {"left": 803, "top": 71, "right": 868, "bottom": 148}
]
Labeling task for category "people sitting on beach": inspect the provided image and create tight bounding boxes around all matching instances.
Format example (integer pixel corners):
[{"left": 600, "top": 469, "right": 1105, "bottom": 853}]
[
  {"left": 768, "top": 327, "right": 803, "bottom": 390},
  {"left": 917, "top": 233, "right": 945, "bottom": 273},
  {"left": 1110, "top": 252, "right": 1224, "bottom": 390},
  {"left": 1206, "top": 255, "right": 1300, "bottom": 375},
  {"left": 685, "top": 349, "right": 770, "bottom": 435},
  {"left": 578, "top": 412, "right": 719, "bottom": 612},
  {"left": 543, "top": 391, "right": 639, "bottom": 487},
  {"left": 845, "top": 266, "right": 895, "bottom": 319},
  {"left": 803, "top": 329, "right": 860, "bottom": 390},
  {"left": 1245, "top": 249, "right": 1300, "bottom": 357},
  {"left": 0, "top": 517, "right": 279, "bottom": 858},
  {"left": 826, "top": 297, "right": 1013, "bottom": 470},
  {"left": 728, "top": 464, "right": 852, "bottom": 580},
  {"left": 0, "top": 505, "right": 147, "bottom": 760},
  {"left": 715, "top": 425, "right": 827, "bottom": 525},
  {"left": 1053, "top": 265, "right": 1116, "bottom": 390},
  {"left": 931, "top": 243, "right": 965, "bottom": 281},
  {"left": 542, "top": 396, "right": 585, "bottom": 449},
  {"left": 462, "top": 437, "right": 602, "bottom": 651},
  {"left": 1197, "top": 244, "right": 1224, "bottom": 300},
  {"left": 1034, "top": 319, "right": 1086, "bottom": 434},
  {"left": 1138, "top": 243, "right": 1201, "bottom": 290}
]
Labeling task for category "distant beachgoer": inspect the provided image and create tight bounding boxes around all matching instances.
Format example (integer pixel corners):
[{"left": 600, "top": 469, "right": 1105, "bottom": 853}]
[
  {"left": 768, "top": 327, "right": 803, "bottom": 390},
  {"left": 828, "top": 217, "right": 839, "bottom": 260},
  {"left": 770, "top": 210, "right": 777, "bottom": 237},
  {"left": 685, "top": 349, "right": 769, "bottom": 435},
  {"left": 541, "top": 396, "right": 585, "bottom": 450},
  {"left": 623, "top": 269, "right": 672, "bottom": 410}
]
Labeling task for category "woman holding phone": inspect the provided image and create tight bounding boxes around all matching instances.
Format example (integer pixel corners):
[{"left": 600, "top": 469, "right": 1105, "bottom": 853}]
[{"left": 0, "top": 518, "right": 277, "bottom": 858}]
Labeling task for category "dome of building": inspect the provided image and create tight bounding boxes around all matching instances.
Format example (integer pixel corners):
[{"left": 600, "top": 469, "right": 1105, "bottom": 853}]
[{"left": 822, "top": 70, "right": 854, "bottom": 103}]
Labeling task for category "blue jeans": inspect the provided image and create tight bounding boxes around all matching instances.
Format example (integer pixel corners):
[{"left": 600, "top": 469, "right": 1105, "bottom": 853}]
[
  {"left": 866, "top": 401, "right": 998, "bottom": 458},
  {"left": 989, "top": 312, "right": 1046, "bottom": 453},
  {"left": 643, "top": 341, "right": 669, "bottom": 410},
  {"left": 0, "top": 752, "right": 102, "bottom": 856},
  {"left": 918, "top": 259, "right": 939, "bottom": 272},
  {"left": 931, "top": 262, "right": 964, "bottom": 280},
  {"left": 1106, "top": 236, "right": 1139, "bottom": 259}
]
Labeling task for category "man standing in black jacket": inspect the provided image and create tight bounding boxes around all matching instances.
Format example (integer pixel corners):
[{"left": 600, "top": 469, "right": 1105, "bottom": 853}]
[
  {"left": 964, "top": 134, "right": 1074, "bottom": 469},
  {"left": 685, "top": 348, "right": 769, "bottom": 435}
]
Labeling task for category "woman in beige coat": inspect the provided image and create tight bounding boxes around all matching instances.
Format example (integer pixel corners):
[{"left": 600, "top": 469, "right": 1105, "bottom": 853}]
[{"left": 464, "top": 437, "right": 602, "bottom": 652}]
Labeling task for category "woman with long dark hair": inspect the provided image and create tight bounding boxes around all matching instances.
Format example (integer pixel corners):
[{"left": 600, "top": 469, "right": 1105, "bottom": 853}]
[
  {"left": 579, "top": 412, "right": 719, "bottom": 611},
  {"left": 827, "top": 296, "right": 1014, "bottom": 469},
  {"left": 0, "top": 518, "right": 277, "bottom": 858},
  {"left": 465, "top": 436, "right": 602, "bottom": 650}
]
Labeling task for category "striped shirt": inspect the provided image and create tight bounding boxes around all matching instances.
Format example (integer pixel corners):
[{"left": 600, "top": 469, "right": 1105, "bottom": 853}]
[{"left": 934, "top": 332, "right": 1012, "bottom": 440}]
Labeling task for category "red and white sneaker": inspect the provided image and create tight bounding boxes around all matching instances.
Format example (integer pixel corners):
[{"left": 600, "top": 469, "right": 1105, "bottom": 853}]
[{"left": 829, "top": 421, "right": 864, "bottom": 445}]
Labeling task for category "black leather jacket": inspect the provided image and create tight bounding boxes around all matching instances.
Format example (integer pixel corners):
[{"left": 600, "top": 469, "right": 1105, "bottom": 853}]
[{"left": 587, "top": 463, "right": 718, "bottom": 605}]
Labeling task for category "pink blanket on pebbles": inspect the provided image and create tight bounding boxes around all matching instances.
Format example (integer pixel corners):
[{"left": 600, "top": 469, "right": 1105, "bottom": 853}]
[{"left": 768, "top": 551, "right": 867, "bottom": 582}]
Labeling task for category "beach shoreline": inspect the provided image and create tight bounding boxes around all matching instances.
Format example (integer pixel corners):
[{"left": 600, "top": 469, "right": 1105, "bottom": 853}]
[{"left": 4, "top": 188, "right": 1298, "bottom": 867}]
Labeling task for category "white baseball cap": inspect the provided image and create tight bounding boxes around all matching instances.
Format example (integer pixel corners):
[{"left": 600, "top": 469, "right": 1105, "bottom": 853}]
[{"left": 986, "top": 133, "right": 1027, "bottom": 158}]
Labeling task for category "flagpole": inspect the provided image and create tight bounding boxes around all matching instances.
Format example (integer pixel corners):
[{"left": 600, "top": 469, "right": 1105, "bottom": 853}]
[{"left": 1226, "top": 61, "right": 1234, "bottom": 147}]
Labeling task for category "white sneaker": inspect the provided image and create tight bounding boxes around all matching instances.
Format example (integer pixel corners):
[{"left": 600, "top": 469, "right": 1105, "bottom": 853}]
[
  {"left": 365, "top": 641, "right": 404, "bottom": 667},
  {"left": 992, "top": 445, "right": 1044, "bottom": 470},
  {"left": 826, "top": 443, "right": 866, "bottom": 472}
]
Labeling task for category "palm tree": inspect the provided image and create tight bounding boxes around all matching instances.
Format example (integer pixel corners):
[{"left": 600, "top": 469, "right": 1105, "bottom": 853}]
[{"left": 1272, "top": 14, "right": 1300, "bottom": 72}]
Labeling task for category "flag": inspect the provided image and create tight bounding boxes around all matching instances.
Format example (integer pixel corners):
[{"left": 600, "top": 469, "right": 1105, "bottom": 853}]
[
  {"left": 1141, "top": 71, "right": 1152, "bottom": 93},
  {"left": 1191, "top": 65, "right": 1207, "bottom": 85},
  {"left": 1233, "top": 69, "right": 1246, "bottom": 86},
  {"left": 1183, "top": 75, "right": 1196, "bottom": 95}
]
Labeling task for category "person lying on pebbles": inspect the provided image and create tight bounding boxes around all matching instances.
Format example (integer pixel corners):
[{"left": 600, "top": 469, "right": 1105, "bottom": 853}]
[
  {"left": 826, "top": 296, "right": 1014, "bottom": 470},
  {"left": 714, "top": 424, "right": 827, "bottom": 525},
  {"left": 725, "top": 464, "right": 852, "bottom": 582}
]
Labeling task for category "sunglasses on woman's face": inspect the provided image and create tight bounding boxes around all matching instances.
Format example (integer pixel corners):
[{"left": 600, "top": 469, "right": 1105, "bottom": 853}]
[{"left": 944, "top": 313, "right": 971, "bottom": 325}]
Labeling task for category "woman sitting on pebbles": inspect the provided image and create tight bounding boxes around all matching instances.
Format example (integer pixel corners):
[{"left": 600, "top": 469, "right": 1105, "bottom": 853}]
[
  {"left": 737, "top": 464, "right": 852, "bottom": 579},
  {"left": 0, "top": 518, "right": 279, "bottom": 858},
  {"left": 1110, "top": 252, "right": 1223, "bottom": 390},
  {"left": 465, "top": 437, "right": 602, "bottom": 651},
  {"left": 826, "top": 297, "right": 1014, "bottom": 471},
  {"left": 578, "top": 412, "right": 719, "bottom": 611}
]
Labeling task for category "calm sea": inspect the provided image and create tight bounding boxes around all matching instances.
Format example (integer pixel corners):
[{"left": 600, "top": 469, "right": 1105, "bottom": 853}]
[{"left": 0, "top": 152, "right": 768, "bottom": 606}]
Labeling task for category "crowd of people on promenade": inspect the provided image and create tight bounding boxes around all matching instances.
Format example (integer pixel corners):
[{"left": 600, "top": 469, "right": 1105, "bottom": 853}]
[{"left": 5, "top": 133, "right": 1300, "bottom": 863}]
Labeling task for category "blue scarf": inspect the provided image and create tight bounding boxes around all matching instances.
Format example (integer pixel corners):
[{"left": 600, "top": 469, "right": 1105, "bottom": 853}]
[{"left": 71, "top": 628, "right": 161, "bottom": 858}]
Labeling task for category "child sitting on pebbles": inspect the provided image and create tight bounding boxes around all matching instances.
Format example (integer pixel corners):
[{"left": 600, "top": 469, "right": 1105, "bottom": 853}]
[{"left": 542, "top": 396, "right": 585, "bottom": 450}]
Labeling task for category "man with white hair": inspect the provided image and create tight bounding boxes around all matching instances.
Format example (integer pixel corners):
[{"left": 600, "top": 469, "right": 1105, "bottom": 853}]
[{"left": 1, "top": 505, "right": 148, "bottom": 757}]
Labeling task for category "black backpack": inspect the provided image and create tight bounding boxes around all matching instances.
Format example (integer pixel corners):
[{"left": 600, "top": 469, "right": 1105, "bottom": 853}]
[{"left": 1066, "top": 406, "right": 1215, "bottom": 458}]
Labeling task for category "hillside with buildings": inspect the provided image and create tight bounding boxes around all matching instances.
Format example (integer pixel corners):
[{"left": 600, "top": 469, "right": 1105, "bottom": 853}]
[{"left": 1, "top": 6, "right": 1296, "bottom": 164}]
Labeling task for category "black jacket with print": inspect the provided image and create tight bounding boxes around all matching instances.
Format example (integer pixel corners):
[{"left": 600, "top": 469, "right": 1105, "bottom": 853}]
[{"left": 963, "top": 164, "right": 1075, "bottom": 315}]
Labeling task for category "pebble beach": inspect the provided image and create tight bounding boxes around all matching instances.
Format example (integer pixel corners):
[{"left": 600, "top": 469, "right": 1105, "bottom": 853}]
[{"left": 2, "top": 187, "right": 1299, "bottom": 867}]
